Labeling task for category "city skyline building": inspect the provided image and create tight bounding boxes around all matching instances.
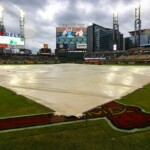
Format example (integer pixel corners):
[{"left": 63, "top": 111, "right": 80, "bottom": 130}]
[
  {"left": 87, "top": 23, "right": 123, "bottom": 52},
  {"left": 125, "top": 29, "right": 150, "bottom": 50}
]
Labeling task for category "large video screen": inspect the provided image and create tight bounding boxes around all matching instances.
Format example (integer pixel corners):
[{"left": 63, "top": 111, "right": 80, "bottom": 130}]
[
  {"left": 0, "top": 36, "right": 25, "bottom": 46},
  {"left": 56, "top": 25, "right": 87, "bottom": 50}
]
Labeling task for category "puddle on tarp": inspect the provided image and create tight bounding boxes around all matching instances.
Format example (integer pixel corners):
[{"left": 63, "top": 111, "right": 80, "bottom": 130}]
[{"left": 0, "top": 64, "right": 150, "bottom": 116}]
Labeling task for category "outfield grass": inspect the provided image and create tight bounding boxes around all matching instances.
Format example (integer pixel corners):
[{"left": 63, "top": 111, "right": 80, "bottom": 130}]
[
  {"left": 0, "top": 118, "right": 149, "bottom": 150},
  {"left": 118, "top": 83, "right": 150, "bottom": 112},
  {"left": 0, "top": 84, "right": 149, "bottom": 150},
  {"left": 0, "top": 86, "right": 53, "bottom": 118}
]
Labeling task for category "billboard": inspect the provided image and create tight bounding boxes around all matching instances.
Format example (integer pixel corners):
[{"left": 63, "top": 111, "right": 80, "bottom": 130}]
[
  {"left": 56, "top": 25, "right": 87, "bottom": 50},
  {"left": 0, "top": 36, "right": 25, "bottom": 46}
]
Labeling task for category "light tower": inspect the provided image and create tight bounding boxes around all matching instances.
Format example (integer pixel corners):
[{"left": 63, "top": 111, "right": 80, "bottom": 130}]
[
  {"left": 19, "top": 9, "right": 25, "bottom": 47},
  {"left": 0, "top": 5, "right": 5, "bottom": 35},
  {"left": 135, "top": 0, "right": 141, "bottom": 47},
  {"left": 113, "top": 11, "right": 119, "bottom": 50}
]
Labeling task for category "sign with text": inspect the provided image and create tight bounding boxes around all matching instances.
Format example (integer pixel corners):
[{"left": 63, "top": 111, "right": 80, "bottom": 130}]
[
  {"left": 0, "top": 36, "right": 25, "bottom": 46},
  {"left": 5, "top": 33, "right": 24, "bottom": 38}
]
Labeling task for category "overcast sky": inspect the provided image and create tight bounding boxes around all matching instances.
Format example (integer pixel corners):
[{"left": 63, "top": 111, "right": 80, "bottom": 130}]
[{"left": 0, "top": 0, "right": 150, "bottom": 52}]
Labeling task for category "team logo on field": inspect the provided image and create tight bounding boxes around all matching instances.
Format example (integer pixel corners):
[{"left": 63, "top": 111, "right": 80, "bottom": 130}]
[{"left": 84, "top": 101, "right": 150, "bottom": 130}]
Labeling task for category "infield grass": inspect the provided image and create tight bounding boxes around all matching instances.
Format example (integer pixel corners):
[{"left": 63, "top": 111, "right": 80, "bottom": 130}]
[{"left": 0, "top": 86, "right": 53, "bottom": 118}]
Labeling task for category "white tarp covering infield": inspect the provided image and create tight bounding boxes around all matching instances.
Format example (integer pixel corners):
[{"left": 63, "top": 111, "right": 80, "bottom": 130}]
[{"left": 0, "top": 64, "right": 150, "bottom": 117}]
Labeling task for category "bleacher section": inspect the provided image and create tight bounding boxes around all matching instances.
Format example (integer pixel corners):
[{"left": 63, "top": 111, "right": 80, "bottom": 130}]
[
  {"left": 115, "top": 48, "right": 150, "bottom": 63},
  {"left": 84, "top": 48, "right": 150, "bottom": 64},
  {"left": 0, "top": 48, "right": 150, "bottom": 64},
  {"left": 0, "top": 54, "right": 59, "bottom": 64},
  {"left": 118, "top": 54, "right": 150, "bottom": 60}
]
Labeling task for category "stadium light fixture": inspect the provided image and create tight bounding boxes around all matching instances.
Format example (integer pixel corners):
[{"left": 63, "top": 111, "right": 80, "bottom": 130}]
[
  {"left": 0, "top": 6, "right": 3, "bottom": 12},
  {"left": 135, "top": 0, "right": 140, "bottom": 9},
  {"left": 20, "top": 9, "right": 25, "bottom": 18},
  {"left": 0, "top": 5, "right": 4, "bottom": 18},
  {"left": 113, "top": 10, "right": 118, "bottom": 18}
]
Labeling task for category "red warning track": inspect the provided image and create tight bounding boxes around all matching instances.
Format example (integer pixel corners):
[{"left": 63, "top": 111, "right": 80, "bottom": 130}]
[{"left": 0, "top": 101, "right": 150, "bottom": 131}]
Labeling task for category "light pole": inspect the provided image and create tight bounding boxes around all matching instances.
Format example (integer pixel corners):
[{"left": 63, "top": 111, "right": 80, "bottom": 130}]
[
  {"left": 135, "top": 0, "right": 141, "bottom": 48},
  {"left": 113, "top": 10, "right": 119, "bottom": 51},
  {"left": 0, "top": 5, "right": 4, "bottom": 35},
  {"left": 19, "top": 9, "right": 25, "bottom": 48}
]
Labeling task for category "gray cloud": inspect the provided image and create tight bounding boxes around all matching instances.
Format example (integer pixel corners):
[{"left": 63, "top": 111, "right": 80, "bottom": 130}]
[{"left": 0, "top": 0, "right": 149, "bottom": 52}]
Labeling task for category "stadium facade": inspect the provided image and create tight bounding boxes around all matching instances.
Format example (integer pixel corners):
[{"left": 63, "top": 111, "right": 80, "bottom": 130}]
[
  {"left": 87, "top": 23, "right": 123, "bottom": 52},
  {"left": 128, "top": 29, "right": 150, "bottom": 48}
]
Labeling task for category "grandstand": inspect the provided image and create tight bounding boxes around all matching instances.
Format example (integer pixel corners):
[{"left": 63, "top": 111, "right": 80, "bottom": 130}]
[
  {"left": 84, "top": 50, "right": 125, "bottom": 64},
  {"left": 0, "top": 48, "right": 59, "bottom": 64},
  {"left": 117, "top": 46, "right": 150, "bottom": 62},
  {"left": 84, "top": 47, "right": 150, "bottom": 64},
  {"left": 0, "top": 46, "right": 150, "bottom": 65}
]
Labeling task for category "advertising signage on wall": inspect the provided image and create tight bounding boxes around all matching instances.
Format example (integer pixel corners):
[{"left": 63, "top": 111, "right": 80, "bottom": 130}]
[
  {"left": 0, "top": 36, "right": 24, "bottom": 46},
  {"left": 8, "top": 45, "right": 25, "bottom": 49},
  {"left": 56, "top": 26, "right": 87, "bottom": 50},
  {"left": 4, "top": 33, "right": 24, "bottom": 38}
]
